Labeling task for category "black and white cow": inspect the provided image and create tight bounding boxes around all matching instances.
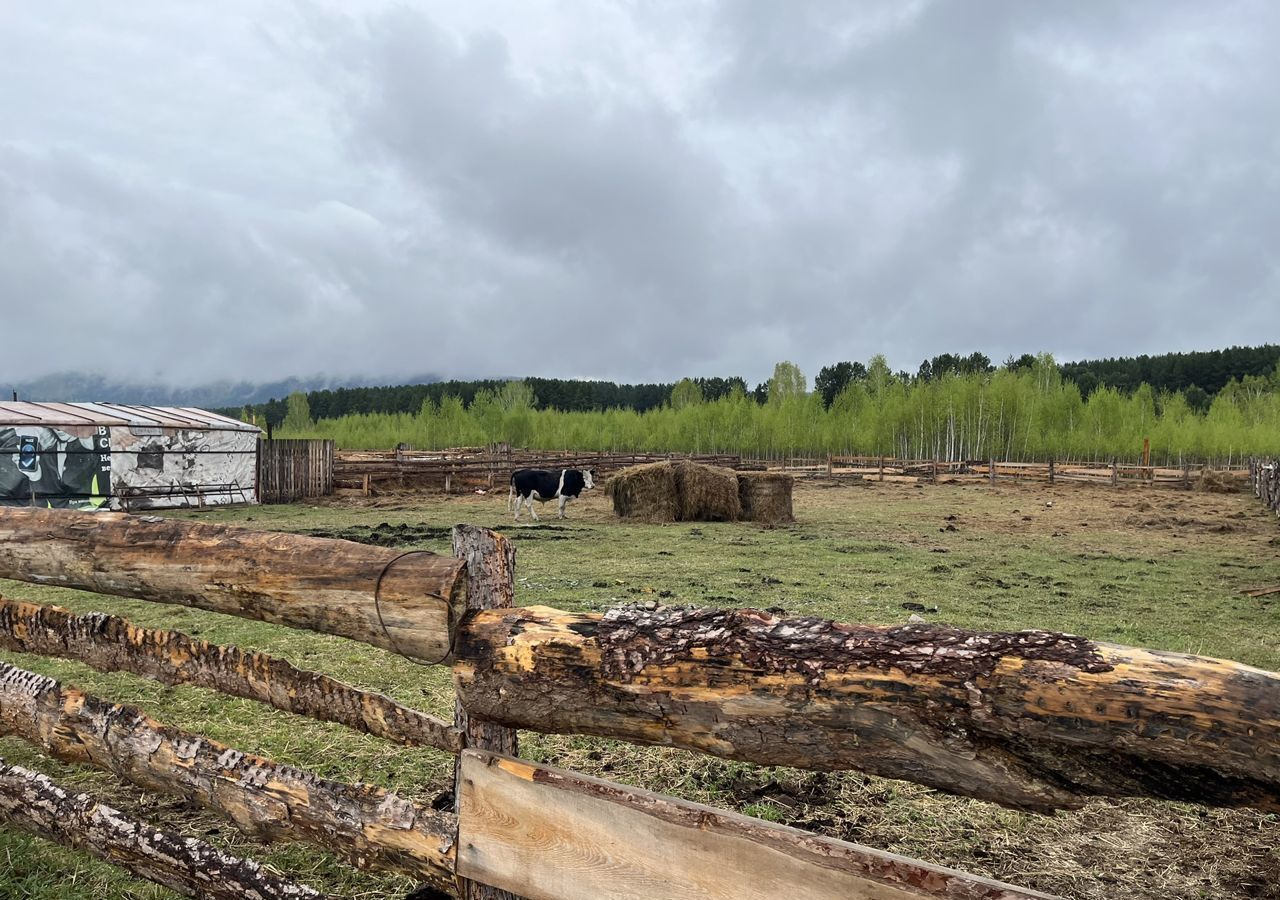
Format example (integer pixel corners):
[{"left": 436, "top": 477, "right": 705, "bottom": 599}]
[{"left": 509, "top": 468, "right": 594, "bottom": 522}]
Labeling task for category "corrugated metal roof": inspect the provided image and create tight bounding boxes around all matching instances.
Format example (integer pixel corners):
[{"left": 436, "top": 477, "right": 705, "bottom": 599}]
[{"left": 0, "top": 401, "right": 260, "bottom": 432}]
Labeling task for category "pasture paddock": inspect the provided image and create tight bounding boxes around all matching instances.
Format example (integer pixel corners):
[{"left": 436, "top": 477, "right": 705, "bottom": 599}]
[{"left": 0, "top": 479, "right": 1277, "bottom": 898}]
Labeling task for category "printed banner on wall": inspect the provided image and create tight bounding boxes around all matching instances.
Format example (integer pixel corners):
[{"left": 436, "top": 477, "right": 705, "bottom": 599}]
[
  {"left": 0, "top": 426, "right": 112, "bottom": 509},
  {"left": 111, "top": 428, "right": 255, "bottom": 507}
]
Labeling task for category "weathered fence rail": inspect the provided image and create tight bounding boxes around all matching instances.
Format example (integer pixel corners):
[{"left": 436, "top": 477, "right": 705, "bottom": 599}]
[
  {"left": 825, "top": 455, "right": 1249, "bottom": 488},
  {"left": 258, "top": 438, "right": 334, "bottom": 503},
  {"left": 334, "top": 449, "right": 743, "bottom": 494},
  {"left": 0, "top": 758, "right": 329, "bottom": 900},
  {"left": 1251, "top": 457, "right": 1279, "bottom": 517},
  {"left": 1, "top": 506, "right": 1278, "bottom": 897}
]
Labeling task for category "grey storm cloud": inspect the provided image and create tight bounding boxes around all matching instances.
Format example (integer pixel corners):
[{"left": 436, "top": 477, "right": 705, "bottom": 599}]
[{"left": 1, "top": 1, "right": 1277, "bottom": 390}]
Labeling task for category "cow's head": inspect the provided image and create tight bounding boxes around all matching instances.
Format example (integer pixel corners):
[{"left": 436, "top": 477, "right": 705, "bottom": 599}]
[{"left": 583, "top": 468, "right": 595, "bottom": 490}]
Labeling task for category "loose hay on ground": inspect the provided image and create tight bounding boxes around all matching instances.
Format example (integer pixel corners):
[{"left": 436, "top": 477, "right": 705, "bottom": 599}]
[
  {"left": 737, "top": 471, "right": 795, "bottom": 524},
  {"left": 1194, "top": 469, "right": 1242, "bottom": 494}
]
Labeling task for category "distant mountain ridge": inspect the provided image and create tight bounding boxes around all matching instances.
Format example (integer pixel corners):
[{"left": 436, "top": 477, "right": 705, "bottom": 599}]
[{"left": 3, "top": 372, "right": 442, "bottom": 410}]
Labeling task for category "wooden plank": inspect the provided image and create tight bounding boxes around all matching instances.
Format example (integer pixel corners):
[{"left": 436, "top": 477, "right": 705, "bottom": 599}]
[
  {"left": 0, "top": 661, "right": 458, "bottom": 889},
  {"left": 0, "top": 598, "right": 461, "bottom": 751},
  {"left": 457, "top": 751, "right": 1055, "bottom": 900},
  {"left": 0, "top": 506, "right": 464, "bottom": 664},
  {"left": 0, "top": 758, "right": 330, "bottom": 900}
]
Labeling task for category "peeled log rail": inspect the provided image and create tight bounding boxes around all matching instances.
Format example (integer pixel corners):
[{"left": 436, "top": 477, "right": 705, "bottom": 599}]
[
  {"left": 0, "top": 506, "right": 465, "bottom": 663},
  {"left": 0, "top": 598, "right": 461, "bottom": 752},
  {"left": 0, "top": 758, "right": 330, "bottom": 900},
  {"left": 0, "top": 662, "right": 458, "bottom": 891},
  {"left": 455, "top": 605, "right": 1280, "bottom": 813}
]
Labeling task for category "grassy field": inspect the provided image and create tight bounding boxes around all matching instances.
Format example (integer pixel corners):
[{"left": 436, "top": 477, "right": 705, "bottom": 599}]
[{"left": 1, "top": 478, "right": 1278, "bottom": 899}]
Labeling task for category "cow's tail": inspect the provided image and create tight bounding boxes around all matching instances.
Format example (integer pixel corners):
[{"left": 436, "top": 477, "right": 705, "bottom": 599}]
[{"left": 507, "top": 472, "right": 516, "bottom": 511}]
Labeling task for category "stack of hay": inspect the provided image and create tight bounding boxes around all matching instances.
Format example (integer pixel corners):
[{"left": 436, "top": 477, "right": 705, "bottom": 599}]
[
  {"left": 606, "top": 460, "right": 793, "bottom": 523},
  {"left": 603, "top": 461, "right": 680, "bottom": 522},
  {"left": 736, "top": 471, "right": 795, "bottom": 524}
]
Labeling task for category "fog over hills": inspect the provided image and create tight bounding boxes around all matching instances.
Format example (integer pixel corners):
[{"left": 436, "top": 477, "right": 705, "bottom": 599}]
[{"left": 4, "top": 372, "right": 442, "bottom": 409}]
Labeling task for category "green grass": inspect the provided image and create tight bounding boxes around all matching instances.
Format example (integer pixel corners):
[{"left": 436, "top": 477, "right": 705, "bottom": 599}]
[{"left": 1, "top": 479, "right": 1278, "bottom": 898}]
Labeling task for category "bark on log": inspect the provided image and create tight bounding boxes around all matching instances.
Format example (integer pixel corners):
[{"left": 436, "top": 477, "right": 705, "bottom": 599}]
[
  {"left": 0, "top": 757, "right": 330, "bottom": 900},
  {"left": 0, "top": 661, "right": 458, "bottom": 891},
  {"left": 0, "top": 506, "right": 465, "bottom": 663},
  {"left": 451, "top": 526, "right": 522, "bottom": 900},
  {"left": 453, "top": 605, "right": 1280, "bottom": 813},
  {"left": 0, "top": 597, "right": 461, "bottom": 752}
]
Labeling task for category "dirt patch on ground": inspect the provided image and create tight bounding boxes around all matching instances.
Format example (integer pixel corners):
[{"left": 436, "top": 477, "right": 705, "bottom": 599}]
[
  {"left": 301, "top": 521, "right": 583, "bottom": 546},
  {"left": 301, "top": 522, "right": 454, "bottom": 546},
  {"left": 1129, "top": 514, "right": 1241, "bottom": 533},
  {"left": 926, "top": 481, "right": 1275, "bottom": 545}
]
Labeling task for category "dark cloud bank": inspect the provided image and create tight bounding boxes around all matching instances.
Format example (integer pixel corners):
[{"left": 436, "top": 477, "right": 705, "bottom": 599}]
[{"left": 1, "top": 1, "right": 1276, "bottom": 393}]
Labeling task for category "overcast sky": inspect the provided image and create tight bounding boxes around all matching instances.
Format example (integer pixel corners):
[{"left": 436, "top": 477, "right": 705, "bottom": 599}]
[{"left": 2, "top": 1, "right": 1276, "bottom": 389}]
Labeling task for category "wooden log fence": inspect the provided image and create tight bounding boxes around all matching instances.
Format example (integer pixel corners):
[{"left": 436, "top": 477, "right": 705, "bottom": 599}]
[
  {"left": 0, "top": 758, "right": 329, "bottom": 900},
  {"left": 1251, "top": 457, "right": 1280, "bottom": 517},
  {"left": 825, "top": 455, "right": 1249, "bottom": 489},
  {"left": 0, "top": 661, "right": 459, "bottom": 891},
  {"left": 1, "top": 507, "right": 1279, "bottom": 897},
  {"left": 0, "top": 507, "right": 465, "bottom": 664},
  {"left": 0, "top": 598, "right": 460, "bottom": 751},
  {"left": 334, "top": 449, "right": 743, "bottom": 494}
]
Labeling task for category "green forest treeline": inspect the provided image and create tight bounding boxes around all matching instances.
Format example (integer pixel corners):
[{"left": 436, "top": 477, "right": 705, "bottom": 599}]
[{"left": 265, "top": 349, "right": 1280, "bottom": 463}]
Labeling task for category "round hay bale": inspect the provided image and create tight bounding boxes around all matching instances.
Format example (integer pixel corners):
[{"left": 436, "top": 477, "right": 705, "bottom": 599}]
[
  {"left": 672, "top": 460, "right": 741, "bottom": 522},
  {"left": 1195, "top": 469, "right": 1241, "bottom": 494},
  {"left": 605, "top": 462, "right": 680, "bottom": 521},
  {"left": 737, "top": 471, "right": 795, "bottom": 524}
]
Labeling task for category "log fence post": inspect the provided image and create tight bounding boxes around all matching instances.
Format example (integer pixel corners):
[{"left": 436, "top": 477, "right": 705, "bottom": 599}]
[
  {"left": 989, "top": 458, "right": 996, "bottom": 486},
  {"left": 451, "top": 525, "right": 522, "bottom": 900},
  {"left": 1047, "top": 457, "right": 1055, "bottom": 485},
  {"left": 1111, "top": 458, "right": 1118, "bottom": 486}
]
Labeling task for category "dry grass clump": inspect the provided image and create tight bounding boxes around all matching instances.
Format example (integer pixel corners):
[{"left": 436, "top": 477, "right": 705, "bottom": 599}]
[
  {"left": 604, "top": 462, "right": 680, "bottom": 521},
  {"left": 737, "top": 471, "right": 795, "bottom": 524},
  {"left": 673, "top": 460, "right": 741, "bottom": 522},
  {"left": 1195, "top": 469, "right": 1242, "bottom": 494},
  {"left": 606, "top": 461, "right": 741, "bottom": 522}
]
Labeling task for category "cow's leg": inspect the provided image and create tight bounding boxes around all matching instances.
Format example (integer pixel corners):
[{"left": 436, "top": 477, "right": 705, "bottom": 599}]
[
  {"left": 527, "top": 490, "right": 541, "bottom": 521},
  {"left": 557, "top": 495, "right": 568, "bottom": 519},
  {"left": 513, "top": 493, "right": 522, "bottom": 522}
]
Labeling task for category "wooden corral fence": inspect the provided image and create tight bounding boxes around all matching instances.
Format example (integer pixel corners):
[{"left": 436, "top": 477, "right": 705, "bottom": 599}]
[
  {"left": 1251, "top": 457, "right": 1280, "bottom": 517},
  {"left": 0, "top": 508, "right": 1279, "bottom": 898},
  {"left": 335, "top": 448, "right": 743, "bottom": 495},
  {"left": 258, "top": 438, "right": 335, "bottom": 504},
  {"left": 824, "top": 455, "right": 1250, "bottom": 488}
]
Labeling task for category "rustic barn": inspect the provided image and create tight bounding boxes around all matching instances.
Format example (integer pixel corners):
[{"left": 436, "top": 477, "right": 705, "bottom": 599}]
[{"left": 0, "top": 402, "right": 259, "bottom": 510}]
